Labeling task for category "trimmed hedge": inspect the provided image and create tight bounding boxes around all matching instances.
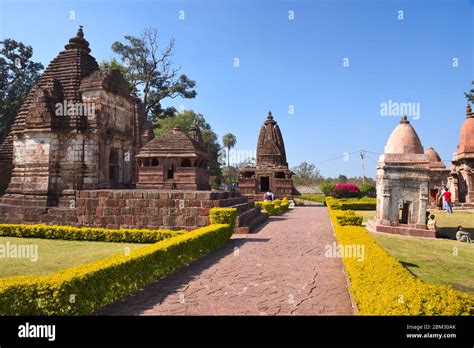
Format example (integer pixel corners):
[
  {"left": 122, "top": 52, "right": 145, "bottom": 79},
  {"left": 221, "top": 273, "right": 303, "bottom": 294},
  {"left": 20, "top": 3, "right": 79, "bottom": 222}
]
[
  {"left": 326, "top": 196, "right": 376, "bottom": 211},
  {"left": 0, "top": 224, "right": 233, "bottom": 315},
  {"left": 209, "top": 208, "right": 237, "bottom": 229},
  {"left": 254, "top": 198, "right": 289, "bottom": 216},
  {"left": 335, "top": 210, "right": 363, "bottom": 226},
  {"left": 0, "top": 224, "right": 183, "bottom": 244},
  {"left": 327, "top": 198, "right": 474, "bottom": 315}
]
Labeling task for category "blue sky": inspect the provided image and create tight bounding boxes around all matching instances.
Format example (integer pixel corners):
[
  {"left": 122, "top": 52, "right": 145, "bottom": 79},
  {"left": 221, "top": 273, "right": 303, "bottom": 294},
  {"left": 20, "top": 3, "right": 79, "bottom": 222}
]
[{"left": 1, "top": 0, "right": 472, "bottom": 178}]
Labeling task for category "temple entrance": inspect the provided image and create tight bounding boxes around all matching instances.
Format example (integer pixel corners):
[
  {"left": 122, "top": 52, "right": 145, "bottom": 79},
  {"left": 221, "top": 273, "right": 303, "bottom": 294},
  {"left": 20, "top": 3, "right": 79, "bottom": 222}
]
[
  {"left": 109, "top": 149, "right": 119, "bottom": 184},
  {"left": 167, "top": 164, "right": 175, "bottom": 180},
  {"left": 430, "top": 189, "right": 439, "bottom": 204},
  {"left": 400, "top": 202, "right": 411, "bottom": 224},
  {"left": 260, "top": 176, "right": 270, "bottom": 192},
  {"left": 458, "top": 173, "right": 467, "bottom": 203}
]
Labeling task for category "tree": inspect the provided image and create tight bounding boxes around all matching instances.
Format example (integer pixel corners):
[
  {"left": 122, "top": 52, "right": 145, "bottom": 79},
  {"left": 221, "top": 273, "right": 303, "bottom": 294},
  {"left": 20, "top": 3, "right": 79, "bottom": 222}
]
[
  {"left": 155, "top": 110, "right": 222, "bottom": 186},
  {"left": 237, "top": 157, "right": 256, "bottom": 168},
  {"left": 0, "top": 39, "right": 43, "bottom": 142},
  {"left": 338, "top": 175, "right": 348, "bottom": 183},
  {"left": 222, "top": 133, "right": 237, "bottom": 167},
  {"left": 102, "top": 28, "right": 197, "bottom": 124},
  {"left": 291, "top": 162, "right": 322, "bottom": 185},
  {"left": 221, "top": 166, "right": 239, "bottom": 184},
  {"left": 465, "top": 81, "right": 474, "bottom": 104}
]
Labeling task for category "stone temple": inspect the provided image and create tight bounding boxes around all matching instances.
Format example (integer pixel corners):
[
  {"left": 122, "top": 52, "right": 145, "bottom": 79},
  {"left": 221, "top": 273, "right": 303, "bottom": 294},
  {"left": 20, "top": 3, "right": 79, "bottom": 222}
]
[
  {"left": 367, "top": 116, "right": 434, "bottom": 238},
  {"left": 0, "top": 26, "right": 154, "bottom": 206},
  {"left": 136, "top": 125, "right": 210, "bottom": 190},
  {"left": 448, "top": 103, "right": 474, "bottom": 205},
  {"left": 0, "top": 27, "right": 266, "bottom": 233},
  {"left": 238, "top": 112, "right": 294, "bottom": 198},
  {"left": 425, "top": 146, "right": 449, "bottom": 205}
]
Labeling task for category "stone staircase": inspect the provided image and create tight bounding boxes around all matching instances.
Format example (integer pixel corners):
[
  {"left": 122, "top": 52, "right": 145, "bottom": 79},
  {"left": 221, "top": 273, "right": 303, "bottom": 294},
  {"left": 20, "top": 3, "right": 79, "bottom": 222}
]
[{"left": 210, "top": 196, "right": 268, "bottom": 234}]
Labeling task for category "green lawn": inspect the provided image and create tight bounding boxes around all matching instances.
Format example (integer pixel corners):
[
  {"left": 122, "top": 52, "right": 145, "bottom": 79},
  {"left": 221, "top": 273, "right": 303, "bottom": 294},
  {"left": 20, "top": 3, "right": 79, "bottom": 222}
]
[
  {"left": 0, "top": 237, "right": 143, "bottom": 278},
  {"left": 427, "top": 209, "right": 474, "bottom": 239},
  {"left": 370, "top": 232, "right": 474, "bottom": 295},
  {"left": 355, "top": 210, "right": 376, "bottom": 222}
]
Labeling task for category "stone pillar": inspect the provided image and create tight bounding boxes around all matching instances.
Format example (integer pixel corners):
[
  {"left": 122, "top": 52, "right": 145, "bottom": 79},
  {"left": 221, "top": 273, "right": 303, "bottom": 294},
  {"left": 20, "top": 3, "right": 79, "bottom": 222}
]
[{"left": 417, "top": 181, "right": 429, "bottom": 227}]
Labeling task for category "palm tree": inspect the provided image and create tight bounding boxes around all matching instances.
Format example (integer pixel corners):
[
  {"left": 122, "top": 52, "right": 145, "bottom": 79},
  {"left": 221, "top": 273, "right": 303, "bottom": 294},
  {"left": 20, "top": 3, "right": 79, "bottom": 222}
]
[{"left": 222, "top": 133, "right": 237, "bottom": 167}]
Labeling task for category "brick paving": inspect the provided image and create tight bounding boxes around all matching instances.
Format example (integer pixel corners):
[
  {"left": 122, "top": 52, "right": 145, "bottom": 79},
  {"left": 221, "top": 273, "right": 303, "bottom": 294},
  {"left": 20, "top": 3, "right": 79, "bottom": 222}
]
[{"left": 96, "top": 206, "right": 355, "bottom": 315}]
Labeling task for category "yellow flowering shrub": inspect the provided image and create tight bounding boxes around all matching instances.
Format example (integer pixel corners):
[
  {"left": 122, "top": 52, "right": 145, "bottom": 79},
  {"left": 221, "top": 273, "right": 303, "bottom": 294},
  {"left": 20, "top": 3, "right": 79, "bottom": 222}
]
[
  {"left": 0, "top": 223, "right": 233, "bottom": 315},
  {"left": 209, "top": 208, "right": 237, "bottom": 228},
  {"left": 254, "top": 198, "right": 290, "bottom": 216},
  {"left": 327, "top": 198, "right": 474, "bottom": 315},
  {"left": 0, "top": 208, "right": 238, "bottom": 315},
  {"left": 0, "top": 224, "right": 183, "bottom": 243}
]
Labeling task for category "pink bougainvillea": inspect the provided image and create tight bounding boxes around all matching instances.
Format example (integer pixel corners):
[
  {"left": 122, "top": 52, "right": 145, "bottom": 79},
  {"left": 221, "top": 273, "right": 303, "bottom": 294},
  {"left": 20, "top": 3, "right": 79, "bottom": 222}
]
[{"left": 332, "top": 183, "right": 360, "bottom": 198}]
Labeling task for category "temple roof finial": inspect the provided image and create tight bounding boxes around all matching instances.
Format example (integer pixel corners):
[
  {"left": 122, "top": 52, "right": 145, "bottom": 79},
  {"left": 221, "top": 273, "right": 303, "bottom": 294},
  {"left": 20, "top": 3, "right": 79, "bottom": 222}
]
[
  {"left": 65, "top": 25, "right": 91, "bottom": 53},
  {"left": 267, "top": 111, "right": 273, "bottom": 119},
  {"left": 466, "top": 102, "right": 473, "bottom": 118},
  {"left": 400, "top": 115, "right": 409, "bottom": 124},
  {"left": 77, "top": 25, "right": 84, "bottom": 38}
]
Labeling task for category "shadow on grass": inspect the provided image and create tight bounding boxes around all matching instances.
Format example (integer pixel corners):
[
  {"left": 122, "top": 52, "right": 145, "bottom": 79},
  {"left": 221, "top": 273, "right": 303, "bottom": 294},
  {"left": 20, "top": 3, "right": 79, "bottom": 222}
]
[
  {"left": 436, "top": 227, "right": 474, "bottom": 240},
  {"left": 400, "top": 261, "right": 419, "bottom": 268}
]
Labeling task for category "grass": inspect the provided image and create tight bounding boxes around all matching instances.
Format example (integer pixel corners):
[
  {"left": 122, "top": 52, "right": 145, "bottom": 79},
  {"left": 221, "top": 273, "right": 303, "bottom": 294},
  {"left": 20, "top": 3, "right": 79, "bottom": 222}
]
[
  {"left": 299, "top": 194, "right": 326, "bottom": 204},
  {"left": 370, "top": 231, "right": 474, "bottom": 295},
  {"left": 356, "top": 210, "right": 474, "bottom": 238},
  {"left": 427, "top": 209, "right": 474, "bottom": 239},
  {"left": 355, "top": 209, "right": 474, "bottom": 294},
  {"left": 0, "top": 237, "right": 143, "bottom": 278},
  {"left": 355, "top": 210, "right": 376, "bottom": 222}
]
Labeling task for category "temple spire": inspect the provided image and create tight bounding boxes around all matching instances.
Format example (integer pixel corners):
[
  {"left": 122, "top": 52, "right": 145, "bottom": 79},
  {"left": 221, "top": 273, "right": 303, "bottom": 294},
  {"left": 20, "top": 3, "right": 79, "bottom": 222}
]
[
  {"left": 466, "top": 103, "right": 473, "bottom": 118},
  {"left": 400, "top": 115, "right": 409, "bottom": 124},
  {"left": 65, "top": 25, "right": 91, "bottom": 53}
]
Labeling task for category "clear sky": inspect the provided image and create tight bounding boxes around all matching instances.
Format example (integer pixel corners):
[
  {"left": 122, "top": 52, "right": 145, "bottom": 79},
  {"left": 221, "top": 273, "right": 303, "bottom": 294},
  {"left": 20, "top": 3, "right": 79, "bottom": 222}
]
[{"left": 1, "top": 0, "right": 472, "bottom": 178}]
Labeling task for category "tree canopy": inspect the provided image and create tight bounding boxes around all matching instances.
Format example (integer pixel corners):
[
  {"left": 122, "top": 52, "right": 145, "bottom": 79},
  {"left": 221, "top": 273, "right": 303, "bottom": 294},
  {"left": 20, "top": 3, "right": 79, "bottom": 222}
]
[
  {"left": 0, "top": 39, "right": 43, "bottom": 142},
  {"left": 100, "top": 28, "right": 197, "bottom": 125}
]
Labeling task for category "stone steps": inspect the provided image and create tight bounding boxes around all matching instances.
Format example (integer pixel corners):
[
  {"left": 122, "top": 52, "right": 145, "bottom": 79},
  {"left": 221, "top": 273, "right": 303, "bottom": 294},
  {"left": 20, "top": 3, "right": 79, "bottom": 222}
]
[{"left": 233, "top": 202, "right": 268, "bottom": 234}]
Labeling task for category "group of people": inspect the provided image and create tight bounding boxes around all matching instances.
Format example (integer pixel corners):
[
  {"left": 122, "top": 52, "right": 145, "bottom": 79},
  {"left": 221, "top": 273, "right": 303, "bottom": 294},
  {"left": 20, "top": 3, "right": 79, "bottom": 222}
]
[
  {"left": 435, "top": 187, "right": 453, "bottom": 214},
  {"left": 426, "top": 213, "right": 472, "bottom": 243}
]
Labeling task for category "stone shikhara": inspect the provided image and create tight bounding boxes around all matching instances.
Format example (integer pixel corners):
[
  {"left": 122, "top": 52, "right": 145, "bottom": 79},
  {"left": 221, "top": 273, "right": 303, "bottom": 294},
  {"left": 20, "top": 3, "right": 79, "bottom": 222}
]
[{"left": 238, "top": 112, "right": 295, "bottom": 199}]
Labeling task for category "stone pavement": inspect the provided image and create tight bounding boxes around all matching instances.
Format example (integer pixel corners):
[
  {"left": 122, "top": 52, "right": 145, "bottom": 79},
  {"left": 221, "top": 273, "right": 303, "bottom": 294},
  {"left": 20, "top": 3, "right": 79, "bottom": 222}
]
[{"left": 96, "top": 206, "right": 355, "bottom": 315}]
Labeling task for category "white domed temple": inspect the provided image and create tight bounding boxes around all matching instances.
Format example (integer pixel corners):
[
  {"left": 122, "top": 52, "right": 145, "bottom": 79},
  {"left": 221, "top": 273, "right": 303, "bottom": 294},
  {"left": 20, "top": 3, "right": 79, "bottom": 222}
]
[{"left": 367, "top": 116, "right": 434, "bottom": 237}]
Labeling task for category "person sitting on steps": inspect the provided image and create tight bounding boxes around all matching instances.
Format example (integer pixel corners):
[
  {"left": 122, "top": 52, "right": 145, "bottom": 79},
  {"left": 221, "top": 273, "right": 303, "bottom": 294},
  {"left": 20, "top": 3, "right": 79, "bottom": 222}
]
[{"left": 426, "top": 214, "right": 438, "bottom": 233}]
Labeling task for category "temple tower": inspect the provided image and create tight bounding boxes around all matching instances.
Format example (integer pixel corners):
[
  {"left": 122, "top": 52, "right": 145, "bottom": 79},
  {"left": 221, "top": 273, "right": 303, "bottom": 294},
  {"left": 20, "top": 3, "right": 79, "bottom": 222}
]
[
  {"left": 448, "top": 103, "right": 474, "bottom": 204},
  {"left": 239, "top": 112, "right": 294, "bottom": 198}
]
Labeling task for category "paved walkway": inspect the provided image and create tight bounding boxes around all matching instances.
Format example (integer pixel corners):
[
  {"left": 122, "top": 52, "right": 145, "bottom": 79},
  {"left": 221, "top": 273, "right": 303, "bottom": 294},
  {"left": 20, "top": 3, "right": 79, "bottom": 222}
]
[{"left": 97, "top": 206, "right": 354, "bottom": 315}]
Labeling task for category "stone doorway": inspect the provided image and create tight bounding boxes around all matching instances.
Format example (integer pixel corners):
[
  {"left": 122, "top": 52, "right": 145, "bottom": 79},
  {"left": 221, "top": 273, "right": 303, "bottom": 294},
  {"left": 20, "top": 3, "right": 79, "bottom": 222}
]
[
  {"left": 167, "top": 164, "right": 175, "bottom": 180},
  {"left": 400, "top": 201, "right": 411, "bottom": 224},
  {"left": 260, "top": 176, "right": 270, "bottom": 192},
  {"left": 458, "top": 173, "right": 467, "bottom": 203},
  {"left": 109, "top": 149, "right": 119, "bottom": 184}
]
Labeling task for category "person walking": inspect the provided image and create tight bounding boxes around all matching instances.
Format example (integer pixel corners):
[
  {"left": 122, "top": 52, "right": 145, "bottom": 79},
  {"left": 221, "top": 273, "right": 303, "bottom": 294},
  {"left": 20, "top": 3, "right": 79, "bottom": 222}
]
[{"left": 442, "top": 187, "right": 453, "bottom": 214}]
